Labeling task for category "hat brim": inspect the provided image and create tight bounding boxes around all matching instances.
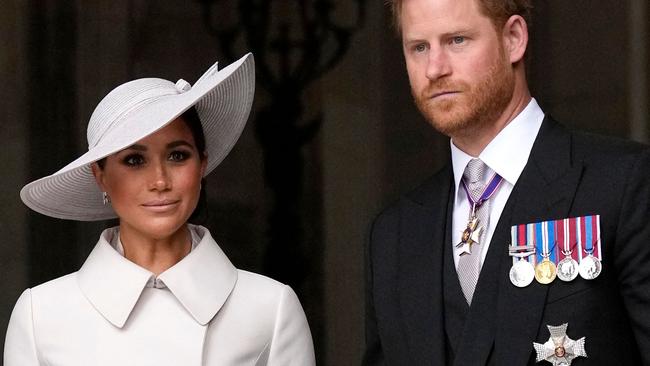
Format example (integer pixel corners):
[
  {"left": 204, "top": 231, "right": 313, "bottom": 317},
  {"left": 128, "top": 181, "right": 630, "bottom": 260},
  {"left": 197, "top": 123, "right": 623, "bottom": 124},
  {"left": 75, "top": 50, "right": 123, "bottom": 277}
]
[{"left": 20, "top": 53, "right": 255, "bottom": 221}]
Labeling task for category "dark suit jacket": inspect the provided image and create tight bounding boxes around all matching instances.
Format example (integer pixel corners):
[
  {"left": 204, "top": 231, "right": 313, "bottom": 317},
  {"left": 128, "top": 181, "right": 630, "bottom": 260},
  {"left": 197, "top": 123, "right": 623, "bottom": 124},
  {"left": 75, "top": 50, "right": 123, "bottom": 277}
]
[{"left": 363, "top": 117, "right": 650, "bottom": 365}]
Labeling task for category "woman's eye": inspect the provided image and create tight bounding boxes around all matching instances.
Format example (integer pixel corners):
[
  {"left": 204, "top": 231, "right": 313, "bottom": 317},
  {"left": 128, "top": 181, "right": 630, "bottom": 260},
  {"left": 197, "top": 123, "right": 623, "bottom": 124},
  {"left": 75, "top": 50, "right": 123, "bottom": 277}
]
[
  {"left": 415, "top": 44, "right": 426, "bottom": 53},
  {"left": 169, "top": 151, "right": 190, "bottom": 162},
  {"left": 123, "top": 154, "right": 145, "bottom": 167},
  {"left": 452, "top": 36, "right": 465, "bottom": 45}
]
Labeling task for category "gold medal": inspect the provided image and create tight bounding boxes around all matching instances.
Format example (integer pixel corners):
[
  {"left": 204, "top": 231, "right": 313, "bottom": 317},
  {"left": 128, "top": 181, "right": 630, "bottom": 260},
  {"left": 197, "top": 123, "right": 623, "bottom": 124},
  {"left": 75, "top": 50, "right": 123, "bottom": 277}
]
[{"left": 535, "top": 258, "right": 557, "bottom": 284}]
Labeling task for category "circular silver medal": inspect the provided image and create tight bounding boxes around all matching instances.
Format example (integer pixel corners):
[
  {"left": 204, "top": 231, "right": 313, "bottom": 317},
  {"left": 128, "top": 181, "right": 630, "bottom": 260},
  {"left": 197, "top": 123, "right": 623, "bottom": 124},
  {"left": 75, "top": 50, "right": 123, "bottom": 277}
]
[
  {"left": 509, "top": 260, "right": 535, "bottom": 287},
  {"left": 556, "top": 257, "right": 579, "bottom": 282},
  {"left": 579, "top": 255, "right": 602, "bottom": 280}
]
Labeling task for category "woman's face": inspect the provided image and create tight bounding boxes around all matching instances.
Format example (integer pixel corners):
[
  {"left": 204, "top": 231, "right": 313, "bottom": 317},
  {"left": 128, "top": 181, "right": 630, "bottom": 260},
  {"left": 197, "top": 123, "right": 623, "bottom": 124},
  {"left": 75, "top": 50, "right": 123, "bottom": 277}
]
[{"left": 92, "top": 117, "right": 206, "bottom": 240}]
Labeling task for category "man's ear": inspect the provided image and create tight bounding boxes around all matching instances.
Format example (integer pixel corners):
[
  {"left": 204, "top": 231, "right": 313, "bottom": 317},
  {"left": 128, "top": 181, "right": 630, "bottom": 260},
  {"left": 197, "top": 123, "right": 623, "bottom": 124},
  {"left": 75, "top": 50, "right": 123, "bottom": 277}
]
[
  {"left": 90, "top": 163, "right": 106, "bottom": 192},
  {"left": 502, "top": 15, "right": 528, "bottom": 64}
]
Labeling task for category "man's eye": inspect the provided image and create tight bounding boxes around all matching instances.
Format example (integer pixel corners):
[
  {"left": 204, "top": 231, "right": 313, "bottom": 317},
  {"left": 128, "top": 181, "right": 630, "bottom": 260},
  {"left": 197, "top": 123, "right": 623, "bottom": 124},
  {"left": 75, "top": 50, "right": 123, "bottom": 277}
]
[
  {"left": 169, "top": 151, "right": 190, "bottom": 162},
  {"left": 123, "top": 154, "right": 145, "bottom": 167},
  {"left": 452, "top": 36, "right": 465, "bottom": 44}
]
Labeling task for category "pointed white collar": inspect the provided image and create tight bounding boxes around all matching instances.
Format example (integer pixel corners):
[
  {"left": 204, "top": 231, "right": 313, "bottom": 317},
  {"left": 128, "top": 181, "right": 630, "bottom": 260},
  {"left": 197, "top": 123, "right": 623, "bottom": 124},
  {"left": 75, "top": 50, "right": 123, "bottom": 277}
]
[
  {"left": 451, "top": 98, "right": 545, "bottom": 189},
  {"left": 77, "top": 225, "right": 237, "bottom": 328}
]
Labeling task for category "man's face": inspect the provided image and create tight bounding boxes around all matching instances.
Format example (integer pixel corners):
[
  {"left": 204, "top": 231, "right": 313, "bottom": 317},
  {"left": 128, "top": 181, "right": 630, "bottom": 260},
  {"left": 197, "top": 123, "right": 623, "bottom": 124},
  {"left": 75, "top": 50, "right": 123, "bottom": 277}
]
[{"left": 401, "top": 0, "right": 515, "bottom": 138}]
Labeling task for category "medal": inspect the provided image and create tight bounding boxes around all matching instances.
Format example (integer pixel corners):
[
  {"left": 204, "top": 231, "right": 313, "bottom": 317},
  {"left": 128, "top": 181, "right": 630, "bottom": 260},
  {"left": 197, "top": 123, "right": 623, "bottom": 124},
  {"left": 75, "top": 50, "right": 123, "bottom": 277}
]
[
  {"left": 556, "top": 218, "right": 579, "bottom": 282},
  {"left": 535, "top": 259, "right": 557, "bottom": 284},
  {"left": 578, "top": 215, "right": 602, "bottom": 280},
  {"left": 557, "top": 258, "right": 579, "bottom": 282},
  {"left": 509, "top": 224, "right": 536, "bottom": 287},
  {"left": 456, "top": 213, "right": 483, "bottom": 255},
  {"left": 535, "top": 221, "right": 557, "bottom": 285},
  {"left": 456, "top": 171, "right": 504, "bottom": 256},
  {"left": 533, "top": 323, "right": 587, "bottom": 365},
  {"left": 510, "top": 259, "right": 536, "bottom": 287},
  {"left": 578, "top": 255, "right": 601, "bottom": 279}
]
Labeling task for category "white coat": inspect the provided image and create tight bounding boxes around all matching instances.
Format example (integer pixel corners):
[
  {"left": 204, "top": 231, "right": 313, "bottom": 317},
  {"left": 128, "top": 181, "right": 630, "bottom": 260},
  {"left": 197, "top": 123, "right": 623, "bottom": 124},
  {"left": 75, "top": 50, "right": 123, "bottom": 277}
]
[{"left": 4, "top": 225, "right": 315, "bottom": 365}]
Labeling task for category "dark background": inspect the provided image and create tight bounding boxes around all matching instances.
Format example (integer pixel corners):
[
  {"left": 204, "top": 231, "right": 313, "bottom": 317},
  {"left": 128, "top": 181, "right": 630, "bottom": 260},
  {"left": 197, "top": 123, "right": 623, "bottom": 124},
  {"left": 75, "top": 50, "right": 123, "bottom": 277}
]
[{"left": 1, "top": 1, "right": 648, "bottom": 364}]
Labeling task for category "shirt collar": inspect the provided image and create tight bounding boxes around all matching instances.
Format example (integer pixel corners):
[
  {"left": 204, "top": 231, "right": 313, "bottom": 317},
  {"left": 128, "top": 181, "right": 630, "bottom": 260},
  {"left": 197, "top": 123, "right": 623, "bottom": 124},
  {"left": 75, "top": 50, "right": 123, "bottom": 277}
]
[
  {"left": 451, "top": 98, "right": 544, "bottom": 190},
  {"left": 77, "top": 224, "right": 237, "bottom": 328}
]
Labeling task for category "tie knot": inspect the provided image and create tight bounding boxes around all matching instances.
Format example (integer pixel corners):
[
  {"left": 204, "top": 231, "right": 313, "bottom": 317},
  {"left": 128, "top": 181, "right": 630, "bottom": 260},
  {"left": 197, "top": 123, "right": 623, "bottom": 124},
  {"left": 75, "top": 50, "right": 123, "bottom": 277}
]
[{"left": 463, "top": 158, "right": 487, "bottom": 184}]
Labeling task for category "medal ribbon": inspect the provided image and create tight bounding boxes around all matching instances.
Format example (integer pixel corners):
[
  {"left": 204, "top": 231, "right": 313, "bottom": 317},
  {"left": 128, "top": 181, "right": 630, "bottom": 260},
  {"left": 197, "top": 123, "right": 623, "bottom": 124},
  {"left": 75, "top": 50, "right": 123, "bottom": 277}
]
[
  {"left": 557, "top": 218, "right": 567, "bottom": 259},
  {"left": 546, "top": 220, "right": 557, "bottom": 263},
  {"left": 510, "top": 223, "right": 535, "bottom": 265},
  {"left": 535, "top": 221, "right": 556, "bottom": 263},
  {"left": 569, "top": 217, "right": 579, "bottom": 261},
  {"left": 585, "top": 215, "right": 593, "bottom": 254},
  {"left": 510, "top": 226, "right": 517, "bottom": 266},
  {"left": 529, "top": 223, "right": 537, "bottom": 265},
  {"left": 460, "top": 172, "right": 504, "bottom": 211},
  {"left": 578, "top": 216, "right": 586, "bottom": 261},
  {"left": 581, "top": 215, "right": 601, "bottom": 259},
  {"left": 594, "top": 214, "right": 602, "bottom": 259},
  {"left": 535, "top": 222, "right": 544, "bottom": 264}
]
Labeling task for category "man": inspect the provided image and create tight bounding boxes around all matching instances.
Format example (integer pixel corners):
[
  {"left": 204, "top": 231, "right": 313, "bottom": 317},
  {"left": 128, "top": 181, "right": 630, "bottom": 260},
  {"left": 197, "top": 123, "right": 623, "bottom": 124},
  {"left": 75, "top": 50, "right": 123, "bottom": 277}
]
[{"left": 363, "top": 0, "right": 650, "bottom": 365}]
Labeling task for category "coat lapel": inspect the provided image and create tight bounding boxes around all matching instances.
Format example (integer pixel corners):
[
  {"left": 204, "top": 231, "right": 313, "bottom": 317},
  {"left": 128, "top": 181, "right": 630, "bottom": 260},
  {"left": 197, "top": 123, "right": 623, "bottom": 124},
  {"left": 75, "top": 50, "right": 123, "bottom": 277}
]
[
  {"left": 493, "top": 117, "right": 584, "bottom": 364},
  {"left": 398, "top": 164, "right": 452, "bottom": 365},
  {"left": 451, "top": 202, "right": 513, "bottom": 365}
]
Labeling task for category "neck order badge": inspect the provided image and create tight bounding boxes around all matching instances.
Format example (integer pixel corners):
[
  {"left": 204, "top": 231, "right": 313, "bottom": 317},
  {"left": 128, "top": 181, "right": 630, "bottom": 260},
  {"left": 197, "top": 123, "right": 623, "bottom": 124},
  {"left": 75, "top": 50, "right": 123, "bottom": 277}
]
[{"left": 456, "top": 172, "right": 504, "bottom": 255}]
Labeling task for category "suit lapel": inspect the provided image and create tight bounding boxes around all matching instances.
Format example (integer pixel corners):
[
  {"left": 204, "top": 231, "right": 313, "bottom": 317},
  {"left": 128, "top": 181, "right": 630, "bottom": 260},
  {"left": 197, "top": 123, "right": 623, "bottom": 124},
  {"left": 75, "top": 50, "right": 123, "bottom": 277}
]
[
  {"left": 451, "top": 202, "right": 512, "bottom": 365},
  {"left": 398, "top": 165, "right": 452, "bottom": 365},
  {"left": 493, "top": 117, "right": 584, "bottom": 364}
]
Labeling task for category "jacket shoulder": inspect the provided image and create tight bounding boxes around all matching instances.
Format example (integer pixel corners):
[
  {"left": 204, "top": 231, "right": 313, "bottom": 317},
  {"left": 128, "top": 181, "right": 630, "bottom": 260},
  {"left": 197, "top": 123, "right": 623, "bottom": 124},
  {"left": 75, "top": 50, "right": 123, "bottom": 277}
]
[
  {"left": 570, "top": 128, "right": 650, "bottom": 157},
  {"left": 29, "top": 273, "right": 81, "bottom": 305},
  {"left": 373, "top": 163, "right": 451, "bottom": 227}
]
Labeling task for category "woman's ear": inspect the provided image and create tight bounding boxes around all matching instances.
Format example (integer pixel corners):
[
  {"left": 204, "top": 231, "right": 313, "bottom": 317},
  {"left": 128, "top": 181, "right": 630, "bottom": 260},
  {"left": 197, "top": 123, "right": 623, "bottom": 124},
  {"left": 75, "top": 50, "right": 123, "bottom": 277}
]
[
  {"left": 90, "top": 163, "right": 106, "bottom": 192},
  {"left": 200, "top": 153, "right": 208, "bottom": 177},
  {"left": 501, "top": 14, "right": 528, "bottom": 64}
]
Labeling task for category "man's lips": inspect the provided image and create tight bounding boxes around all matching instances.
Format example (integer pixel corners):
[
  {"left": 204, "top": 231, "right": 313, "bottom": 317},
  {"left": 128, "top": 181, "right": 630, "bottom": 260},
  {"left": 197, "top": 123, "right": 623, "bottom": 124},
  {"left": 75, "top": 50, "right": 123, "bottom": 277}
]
[{"left": 429, "top": 90, "right": 460, "bottom": 99}]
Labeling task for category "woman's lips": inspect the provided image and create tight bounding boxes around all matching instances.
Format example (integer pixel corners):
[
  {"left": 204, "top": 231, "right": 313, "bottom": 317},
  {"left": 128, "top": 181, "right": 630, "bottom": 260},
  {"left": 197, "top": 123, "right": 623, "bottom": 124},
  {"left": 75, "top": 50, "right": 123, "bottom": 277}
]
[{"left": 141, "top": 200, "right": 180, "bottom": 212}]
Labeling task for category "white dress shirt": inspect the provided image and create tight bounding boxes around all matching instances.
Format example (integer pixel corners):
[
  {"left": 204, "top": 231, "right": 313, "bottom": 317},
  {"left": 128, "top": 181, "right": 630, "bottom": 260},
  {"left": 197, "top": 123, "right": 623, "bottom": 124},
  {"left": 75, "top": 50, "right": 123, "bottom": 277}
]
[
  {"left": 451, "top": 98, "right": 545, "bottom": 269},
  {"left": 4, "top": 224, "right": 315, "bottom": 365}
]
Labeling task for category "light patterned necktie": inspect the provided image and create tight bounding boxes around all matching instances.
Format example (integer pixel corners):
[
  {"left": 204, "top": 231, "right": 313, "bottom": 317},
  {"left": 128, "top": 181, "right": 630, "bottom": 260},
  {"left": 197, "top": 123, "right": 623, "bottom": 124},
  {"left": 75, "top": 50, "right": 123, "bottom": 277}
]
[{"left": 457, "top": 158, "right": 490, "bottom": 305}]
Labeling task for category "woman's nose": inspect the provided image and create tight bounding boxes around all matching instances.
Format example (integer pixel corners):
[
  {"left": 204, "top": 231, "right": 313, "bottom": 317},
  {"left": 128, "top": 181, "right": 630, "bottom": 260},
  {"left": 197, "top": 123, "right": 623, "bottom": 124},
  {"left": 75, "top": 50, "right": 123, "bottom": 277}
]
[{"left": 149, "top": 162, "right": 171, "bottom": 191}]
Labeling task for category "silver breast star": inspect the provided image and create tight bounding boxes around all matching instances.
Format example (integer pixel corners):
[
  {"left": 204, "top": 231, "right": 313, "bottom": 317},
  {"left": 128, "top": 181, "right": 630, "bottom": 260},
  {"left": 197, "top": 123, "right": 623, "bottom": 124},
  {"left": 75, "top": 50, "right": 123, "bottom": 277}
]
[{"left": 533, "top": 323, "right": 587, "bottom": 366}]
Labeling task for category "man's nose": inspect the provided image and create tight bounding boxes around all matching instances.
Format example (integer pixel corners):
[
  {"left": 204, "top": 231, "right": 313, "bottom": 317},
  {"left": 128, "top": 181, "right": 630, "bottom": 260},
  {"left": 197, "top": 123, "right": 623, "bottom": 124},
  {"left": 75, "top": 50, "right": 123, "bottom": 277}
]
[{"left": 425, "top": 49, "right": 452, "bottom": 80}]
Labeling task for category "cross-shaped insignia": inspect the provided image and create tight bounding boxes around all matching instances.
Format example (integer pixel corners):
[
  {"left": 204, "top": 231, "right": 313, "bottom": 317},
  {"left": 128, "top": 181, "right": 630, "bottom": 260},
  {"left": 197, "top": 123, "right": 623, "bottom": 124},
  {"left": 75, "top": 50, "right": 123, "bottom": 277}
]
[
  {"left": 534, "top": 323, "right": 587, "bottom": 366},
  {"left": 456, "top": 216, "right": 483, "bottom": 255}
]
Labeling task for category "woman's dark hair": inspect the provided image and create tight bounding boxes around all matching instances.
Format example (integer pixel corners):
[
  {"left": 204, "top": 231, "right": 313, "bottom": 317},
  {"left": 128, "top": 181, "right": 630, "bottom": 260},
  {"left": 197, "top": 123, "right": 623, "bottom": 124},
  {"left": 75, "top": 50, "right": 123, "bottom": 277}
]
[
  {"left": 183, "top": 107, "right": 209, "bottom": 224},
  {"left": 96, "top": 106, "right": 209, "bottom": 224}
]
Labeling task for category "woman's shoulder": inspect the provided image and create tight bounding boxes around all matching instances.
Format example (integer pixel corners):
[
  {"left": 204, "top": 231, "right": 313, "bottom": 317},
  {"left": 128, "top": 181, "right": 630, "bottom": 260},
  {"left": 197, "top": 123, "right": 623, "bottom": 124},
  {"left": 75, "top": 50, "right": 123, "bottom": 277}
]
[
  {"left": 226, "top": 270, "right": 305, "bottom": 315},
  {"left": 232, "top": 269, "right": 293, "bottom": 300},
  {"left": 13, "top": 272, "right": 85, "bottom": 314},
  {"left": 28, "top": 272, "right": 80, "bottom": 298}
]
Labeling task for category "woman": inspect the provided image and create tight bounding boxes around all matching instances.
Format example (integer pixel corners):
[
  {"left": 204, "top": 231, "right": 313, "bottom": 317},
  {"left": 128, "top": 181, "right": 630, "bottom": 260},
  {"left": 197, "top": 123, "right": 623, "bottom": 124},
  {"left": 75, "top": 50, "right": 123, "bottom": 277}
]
[{"left": 5, "top": 54, "right": 315, "bottom": 365}]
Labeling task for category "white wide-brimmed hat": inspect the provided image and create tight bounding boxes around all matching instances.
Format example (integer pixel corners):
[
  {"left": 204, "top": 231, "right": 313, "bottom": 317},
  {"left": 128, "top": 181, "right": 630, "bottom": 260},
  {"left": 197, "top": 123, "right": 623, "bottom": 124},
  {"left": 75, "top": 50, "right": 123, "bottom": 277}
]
[{"left": 21, "top": 53, "right": 255, "bottom": 221}]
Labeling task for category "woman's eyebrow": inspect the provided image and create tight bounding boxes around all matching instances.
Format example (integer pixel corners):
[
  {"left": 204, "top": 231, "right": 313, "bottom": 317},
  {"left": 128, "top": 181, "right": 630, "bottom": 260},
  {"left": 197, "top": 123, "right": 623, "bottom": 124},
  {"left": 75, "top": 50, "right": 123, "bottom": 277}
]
[
  {"left": 123, "top": 144, "right": 147, "bottom": 152},
  {"left": 167, "top": 140, "right": 194, "bottom": 149},
  {"left": 121, "top": 141, "right": 193, "bottom": 152}
]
